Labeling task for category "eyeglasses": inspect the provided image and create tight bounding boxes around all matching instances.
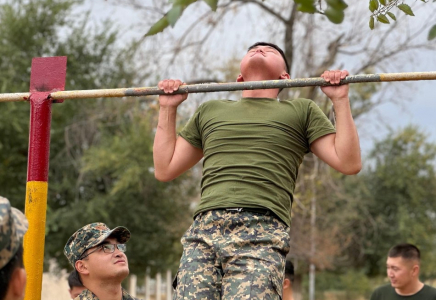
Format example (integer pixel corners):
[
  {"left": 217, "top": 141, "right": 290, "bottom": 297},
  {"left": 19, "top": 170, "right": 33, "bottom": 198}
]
[{"left": 80, "top": 243, "right": 127, "bottom": 260}]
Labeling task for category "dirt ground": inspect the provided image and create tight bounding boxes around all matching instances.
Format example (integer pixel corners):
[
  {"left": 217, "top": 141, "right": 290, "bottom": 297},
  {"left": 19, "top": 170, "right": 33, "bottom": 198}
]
[{"left": 41, "top": 271, "right": 71, "bottom": 300}]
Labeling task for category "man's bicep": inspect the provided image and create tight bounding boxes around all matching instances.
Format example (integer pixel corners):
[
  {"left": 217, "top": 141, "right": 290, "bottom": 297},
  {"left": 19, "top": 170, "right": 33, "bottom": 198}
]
[
  {"left": 168, "top": 136, "right": 203, "bottom": 178},
  {"left": 310, "top": 133, "right": 341, "bottom": 170}
]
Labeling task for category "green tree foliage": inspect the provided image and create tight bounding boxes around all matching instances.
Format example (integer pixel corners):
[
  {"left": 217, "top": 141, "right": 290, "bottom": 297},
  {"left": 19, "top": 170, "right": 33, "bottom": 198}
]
[
  {"left": 345, "top": 126, "right": 436, "bottom": 276},
  {"left": 0, "top": 0, "right": 142, "bottom": 209},
  {"left": 0, "top": 0, "right": 196, "bottom": 273},
  {"left": 47, "top": 103, "right": 197, "bottom": 273},
  {"left": 145, "top": 0, "right": 435, "bottom": 39}
]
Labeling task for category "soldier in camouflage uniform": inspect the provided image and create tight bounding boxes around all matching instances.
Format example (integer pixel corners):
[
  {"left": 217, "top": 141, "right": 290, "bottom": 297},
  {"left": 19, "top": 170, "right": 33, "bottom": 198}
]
[
  {"left": 64, "top": 222, "right": 140, "bottom": 300},
  {"left": 0, "top": 196, "right": 28, "bottom": 300},
  {"left": 154, "top": 41, "right": 361, "bottom": 299}
]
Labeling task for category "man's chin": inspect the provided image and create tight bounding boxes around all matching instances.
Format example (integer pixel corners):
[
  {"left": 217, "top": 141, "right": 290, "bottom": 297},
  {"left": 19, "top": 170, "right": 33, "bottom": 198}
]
[{"left": 113, "top": 267, "right": 129, "bottom": 281}]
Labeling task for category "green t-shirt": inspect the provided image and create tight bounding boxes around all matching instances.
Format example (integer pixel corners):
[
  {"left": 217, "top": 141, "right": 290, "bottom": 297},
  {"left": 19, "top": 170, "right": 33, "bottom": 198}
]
[
  {"left": 179, "top": 97, "right": 336, "bottom": 226},
  {"left": 370, "top": 284, "right": 436, "bottom": 300}
]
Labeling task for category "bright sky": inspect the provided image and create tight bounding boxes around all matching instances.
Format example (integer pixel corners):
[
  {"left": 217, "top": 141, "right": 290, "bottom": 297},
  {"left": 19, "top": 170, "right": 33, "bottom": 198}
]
[{"left": 85, "top": 0, "right": 436, "bottom": 157}]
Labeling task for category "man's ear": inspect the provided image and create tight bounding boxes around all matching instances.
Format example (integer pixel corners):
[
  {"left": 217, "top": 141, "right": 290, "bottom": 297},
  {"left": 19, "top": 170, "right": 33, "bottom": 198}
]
[
  {"left": 236, "top": 74, "right": 244, "bottom": 82},
  {"left": 412, "top": 264, "right": 420, "bottom": 277},
  {"left": 75, "top": 260, "right": 90, "bottom": 275},
  {"left": 7, "top": 267, "right": 27, "bottom": 299},
  {"left": 280, "top": 72, "right": 290, "bottom": 80},
  {"left": 283, "top": 278, "right": 291, "bottom": 290}
]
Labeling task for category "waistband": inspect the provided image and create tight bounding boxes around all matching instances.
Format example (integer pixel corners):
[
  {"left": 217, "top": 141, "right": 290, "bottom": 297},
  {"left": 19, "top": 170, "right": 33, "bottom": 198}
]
[{"left": 198, "top": 207, "right": 281, "bottom": 221}]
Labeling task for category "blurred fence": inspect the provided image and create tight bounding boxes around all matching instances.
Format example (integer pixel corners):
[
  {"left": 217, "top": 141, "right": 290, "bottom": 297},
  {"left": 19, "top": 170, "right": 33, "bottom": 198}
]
[{"left": 128, "top": 270, "right": 173, "bottom": 300}]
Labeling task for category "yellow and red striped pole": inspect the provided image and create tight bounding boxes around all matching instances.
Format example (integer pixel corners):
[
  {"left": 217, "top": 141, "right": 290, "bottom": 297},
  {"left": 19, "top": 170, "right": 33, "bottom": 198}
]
[{"left": 23, "top": 56, "right": 67, "bottom": 300}]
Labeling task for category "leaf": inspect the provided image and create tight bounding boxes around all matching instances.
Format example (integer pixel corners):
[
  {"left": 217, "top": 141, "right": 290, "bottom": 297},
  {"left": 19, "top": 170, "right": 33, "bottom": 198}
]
[
  {"left": 369, "top": 16, "right": 375, "bottom": 29},
  {"left": 167, "top": 5, "right": 183, "bottom": 26},
  {"left": 326, "top": 0, "right": 348, "bottom": 10},
  {"left": 397, "top": 4, "right": 415, "bottom": 16},
  {"left": 296, "top": 0, "right": 319, "bottom": 12},
  {"left": 377, "top": 14, "right": 390, "bottom": 24},
  {"left": 144, "top": 16, "right": 170, "bottom": 37},
  {"left": 325, "top": 7, "right": 345, "bottom": 24},
  {"left": 369, "top": 0, "right": 379, "bottom": 12},
  {"left": 203, "top": 0, "right": 218, "bottom": 11},
  {"left": 298, "top": 4, "right": 317, "bottom": 13},
  {"left": 379, "top": 0, "right": 386, "bottom": 5},
  {"left": 387, "top": 11, "right": 396, "bottom": 20},
  {"left": 428, "top": 24, "right": 436, "bottom": 40},
  {"left": 295, "top": 0, "right": 317, "bottom": 13},
  {"left": 173, "top": 0, "right": 197, "bottom": 4}
]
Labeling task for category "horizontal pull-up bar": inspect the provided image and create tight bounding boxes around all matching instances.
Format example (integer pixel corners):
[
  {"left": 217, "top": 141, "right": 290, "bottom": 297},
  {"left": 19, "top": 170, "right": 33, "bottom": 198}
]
[{"left": 1, "top": 71, "right": 435, "bottom": 103}]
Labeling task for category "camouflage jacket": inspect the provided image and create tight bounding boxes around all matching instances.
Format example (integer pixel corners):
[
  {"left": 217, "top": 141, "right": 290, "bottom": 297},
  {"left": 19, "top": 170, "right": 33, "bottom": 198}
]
[{"left": 74, "top": 288, "right": 140, "bottom": 300}]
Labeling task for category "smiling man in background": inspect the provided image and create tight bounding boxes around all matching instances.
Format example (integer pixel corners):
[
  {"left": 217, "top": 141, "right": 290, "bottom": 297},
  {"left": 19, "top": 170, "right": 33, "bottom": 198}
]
[{"left": 370, "top": 243, "right": 436, "bottom": 300}]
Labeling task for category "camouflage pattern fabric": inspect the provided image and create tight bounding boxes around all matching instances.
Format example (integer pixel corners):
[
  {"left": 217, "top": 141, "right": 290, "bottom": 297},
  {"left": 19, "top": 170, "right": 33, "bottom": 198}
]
[
  {"left": 0, "top": 196, "right": 28, "bottom": 269},
  {"left": 74, "top": 288, "right": 141, "bottom": 300},
  {"left": 64, "top": 222, "right": 131, "bottom": 267},
  {"left": 173, "top": 209, "right": 290, "bottom": 300}
]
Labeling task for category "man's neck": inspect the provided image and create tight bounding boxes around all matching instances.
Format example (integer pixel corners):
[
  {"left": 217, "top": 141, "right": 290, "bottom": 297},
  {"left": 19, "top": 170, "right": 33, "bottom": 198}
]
[
  {"left": 241, "top": 89, "right": 279, "bottom": 99},
  {"left": 85, "top": 280, "right": 123, "bottom": 300},
  {"left": 395, "top": 280, "right": 424, "bottom": 296},
  {"left": 240, "top": 73, "right": 282, "bottom": 99}
]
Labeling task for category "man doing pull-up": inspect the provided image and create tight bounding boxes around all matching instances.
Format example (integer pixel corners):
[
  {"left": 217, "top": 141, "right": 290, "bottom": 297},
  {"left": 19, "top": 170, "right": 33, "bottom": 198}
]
[{"left": 153, "top": 42, "right": 361, "bottom": 300}]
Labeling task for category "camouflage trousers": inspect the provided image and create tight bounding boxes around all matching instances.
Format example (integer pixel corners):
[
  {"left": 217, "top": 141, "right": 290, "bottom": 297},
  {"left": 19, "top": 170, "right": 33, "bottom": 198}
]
[{"left": 173, "top": 209, "right": 290, "bottom": 300}]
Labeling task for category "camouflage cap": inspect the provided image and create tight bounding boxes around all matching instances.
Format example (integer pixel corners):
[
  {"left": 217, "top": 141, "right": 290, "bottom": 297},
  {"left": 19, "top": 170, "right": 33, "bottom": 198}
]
[
  {"left": 0, "top": 196, "right": 29, "bottom": 269},
  {"left": 64, "top": 222, "right": 130, "bottom": 267}
]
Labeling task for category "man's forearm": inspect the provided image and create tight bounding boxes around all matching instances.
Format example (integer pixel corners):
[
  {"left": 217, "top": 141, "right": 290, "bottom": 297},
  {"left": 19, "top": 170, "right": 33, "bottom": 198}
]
[
  {"left": 333, "top": 99, "right": 362, "bottom": 172},
  {"left": 153, "top": 106, "right": 178, "bottom": 177}
]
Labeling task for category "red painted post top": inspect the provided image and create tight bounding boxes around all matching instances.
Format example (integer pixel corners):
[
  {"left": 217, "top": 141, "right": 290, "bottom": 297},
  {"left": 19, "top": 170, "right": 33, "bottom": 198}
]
[
  {"left": 30, "top": 56, "right": 67, "bottom": 93},
  {"left": 27, "top": 56, "right": 67, "bottom": 182}
]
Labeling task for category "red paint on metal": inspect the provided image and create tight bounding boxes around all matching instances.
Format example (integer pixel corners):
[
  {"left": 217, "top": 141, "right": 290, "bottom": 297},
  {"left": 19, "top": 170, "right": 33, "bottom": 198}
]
[
  {"left": 27, "top": 56, "right": 67, "bottom": 181},
  {"left": 27, "top": 92, "right": 52, "bottom": 182},
  {"left": 30, "top": 56, "right": 67, "bottom": 103}
]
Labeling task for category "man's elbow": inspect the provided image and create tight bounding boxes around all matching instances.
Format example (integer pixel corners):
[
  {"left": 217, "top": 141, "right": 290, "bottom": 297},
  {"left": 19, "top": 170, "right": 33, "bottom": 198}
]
[
  {"left": 154, "top": 170, "right": 175, "bottom": 182},
  {"left": 340, "top": 162, "right": 362, "bottom": 175}
]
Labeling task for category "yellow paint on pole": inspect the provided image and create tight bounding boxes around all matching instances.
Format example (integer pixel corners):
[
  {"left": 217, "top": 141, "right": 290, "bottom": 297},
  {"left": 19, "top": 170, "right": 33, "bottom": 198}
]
[{"left": 23, "top": 181, "right": 48, "bottom": 300}]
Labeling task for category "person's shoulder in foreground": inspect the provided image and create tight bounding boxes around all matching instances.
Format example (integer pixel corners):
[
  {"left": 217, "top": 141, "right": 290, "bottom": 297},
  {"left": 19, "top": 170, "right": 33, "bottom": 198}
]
[
  {"left": 0, "top": 196, "right": 28, "bottom": 300},
  {"left": 370, "top": 243, "right": 436, "bottom": 300},
  {"left": 64, "top": 222, "right": 142, "bottom": 300}
]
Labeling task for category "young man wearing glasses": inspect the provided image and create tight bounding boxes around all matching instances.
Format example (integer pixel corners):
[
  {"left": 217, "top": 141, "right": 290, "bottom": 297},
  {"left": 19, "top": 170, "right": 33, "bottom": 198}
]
[{"left": 64, "top": 222, "right": 138, "bottom": 300}]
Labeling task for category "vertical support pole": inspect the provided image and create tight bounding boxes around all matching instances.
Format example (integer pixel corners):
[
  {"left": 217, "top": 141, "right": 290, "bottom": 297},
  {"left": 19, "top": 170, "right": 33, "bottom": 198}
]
[
  {"left": 166, "top": 269, "right": 172, "bottom": 300},
  {"left": 24, "top": 56, "right": 67, "bottom": 300},
  {"left": 129, "top": 274, "right": 137, "bottom": 297},
  {"left": 156, "top": 272, "right": 162, "bottom": 300},
  {"left": 145, "top": 267, "right": 151, "bottom": 300}
]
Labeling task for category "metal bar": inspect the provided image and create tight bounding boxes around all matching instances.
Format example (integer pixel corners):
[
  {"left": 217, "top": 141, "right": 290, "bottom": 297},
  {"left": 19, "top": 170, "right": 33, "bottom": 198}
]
[
  {"left": 0, "top": 71, "right": 435, "bottom": 103},
  {"left": 24, "top": 56, "right": 67, "bottom": 300}
]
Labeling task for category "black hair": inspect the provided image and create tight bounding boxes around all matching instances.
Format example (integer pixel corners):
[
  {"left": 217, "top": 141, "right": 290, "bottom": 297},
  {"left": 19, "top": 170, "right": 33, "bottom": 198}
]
[
  {"left": 284, "top": 260, "right": 295, "bottom": 282},
  {"left": 0, "top": 244, "right": 24, "bottom": 300},
  {"left": 388, "top": 243, "right": 421, "bottom": 261},
  {"left": 68, "top": 270, "right": 84, "bottom": 289},
  {"left": 247, "top": 42, "right": 290, "bottom": 74}
]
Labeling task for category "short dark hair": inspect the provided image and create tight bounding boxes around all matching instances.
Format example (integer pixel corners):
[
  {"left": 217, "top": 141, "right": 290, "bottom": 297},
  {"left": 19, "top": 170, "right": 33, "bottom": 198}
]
[
  {"left": 247, "top": 42, "right": 290, "bottom": 74},
  {"left": 284, "top": 260, "right": 294, "bottom": 282},
  {"left": 0, "top": 245, "right": 24, "bottom": 300},
  {"left": 68, "top": 270, "right": 84, "bottom": 289},
  {"left": 388, "top": 243, "right": 421, "bottom": 262}
]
